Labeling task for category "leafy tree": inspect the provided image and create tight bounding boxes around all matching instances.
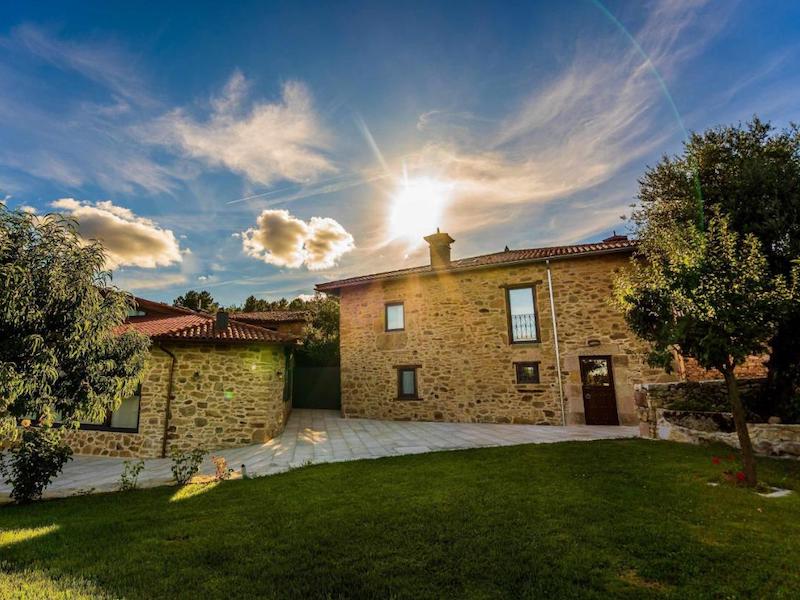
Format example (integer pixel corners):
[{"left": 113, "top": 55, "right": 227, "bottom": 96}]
[
  {"left": 0, "top": 208, "right": 150, "bottom": 500},
  {"left": 296, "top": 293, "right": 340, "bottom": 367},
  {"left": 633, "top": 118, "right": 800, "bottom": 418},
  {"left": 615, "top": 209, "right": 796, "bottom": 486},
  {"left": 173, "top": 289, "right": 218, "bottom": 312}
]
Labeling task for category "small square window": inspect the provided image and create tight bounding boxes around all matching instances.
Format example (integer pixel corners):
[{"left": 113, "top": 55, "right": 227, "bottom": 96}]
[
  {"left": 515, "top": 362, "right": 540, "bottom": 384},
  {"left": 385, "top": 302, "right": 405, "bottom": 331},
  {"left": 396, "top": 366, "right": 419, "bottom": 399}
]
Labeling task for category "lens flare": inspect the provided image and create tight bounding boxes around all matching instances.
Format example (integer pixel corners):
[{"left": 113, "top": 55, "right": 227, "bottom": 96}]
[{"left": 389, "top": 177, "right": 452, "bottom": 245}]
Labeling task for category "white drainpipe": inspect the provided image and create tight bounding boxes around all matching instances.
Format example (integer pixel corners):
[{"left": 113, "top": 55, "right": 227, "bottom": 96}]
[{"left": 546, "top": 259, "right": 566, "bottom": 426}]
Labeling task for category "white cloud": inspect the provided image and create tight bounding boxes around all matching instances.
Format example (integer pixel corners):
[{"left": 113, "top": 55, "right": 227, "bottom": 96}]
[
  {"left": 147, "top": 72, "right": 335, "bottom": 185},
  {"left": 241, "top": 209, "right": 354, "bottom": 270},
  {"left": 51, "top": 198, "right": 182, "bottom": 269}
]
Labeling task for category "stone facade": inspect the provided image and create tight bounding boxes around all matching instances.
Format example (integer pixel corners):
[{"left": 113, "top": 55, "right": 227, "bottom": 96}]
[
  {"left": 678, "top": 354, "right": 769, "bottom": 381},
  {"left": 338, "top": 253, "right": 674, "bottom": 426},
  {"left": 65, "top": 343, "right": 290, "bottom": 458}
]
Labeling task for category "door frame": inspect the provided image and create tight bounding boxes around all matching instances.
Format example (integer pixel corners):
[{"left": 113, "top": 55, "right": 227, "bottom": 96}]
[{"left": 579, "top": 355, "right": 620, "bottom": 426}]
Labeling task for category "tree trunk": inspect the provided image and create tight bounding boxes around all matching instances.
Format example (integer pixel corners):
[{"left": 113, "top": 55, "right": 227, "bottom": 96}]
[{"left": 722, "top": 361, "right": 757, "bottom": 487}]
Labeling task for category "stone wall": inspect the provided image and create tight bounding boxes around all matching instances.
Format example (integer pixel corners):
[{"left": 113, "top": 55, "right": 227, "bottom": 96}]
[
  {"left": 679, "top": 354, "right": 769, "bottom": 381},
  {"left": 65, "top": 343, "right": 290, "bottom": 458},
  {"left": 339, "top": 253, "right": 674, "bottom": 426},
  {"left": 636, "top": 379, "right": 800, "bottom": 459}
]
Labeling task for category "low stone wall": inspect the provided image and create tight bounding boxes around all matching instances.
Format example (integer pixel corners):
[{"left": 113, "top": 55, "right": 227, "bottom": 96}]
[{"left": 636, "top": 380, "right": 800, "bottom": 459}]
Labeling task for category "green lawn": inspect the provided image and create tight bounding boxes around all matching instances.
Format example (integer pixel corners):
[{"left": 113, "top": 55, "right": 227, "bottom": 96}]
[{"left": 1, "top": 440, "right": 799, "bottom": 599}]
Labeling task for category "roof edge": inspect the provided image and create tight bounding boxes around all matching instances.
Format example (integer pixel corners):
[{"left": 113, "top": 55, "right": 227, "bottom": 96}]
[{"left": 316, "top": 244, "right": 636, "bottom": 294}]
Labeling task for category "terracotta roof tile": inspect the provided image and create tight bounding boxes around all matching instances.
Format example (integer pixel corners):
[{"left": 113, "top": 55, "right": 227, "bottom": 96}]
[
  {"left": 232, "top": 310, "right": 311, "bottom": 323},
  {"left": 118, "top": 314, "right": 294, "bottom": 344},
  {"left": 316, "top": 239, "right": 637, "bottom": 293}
]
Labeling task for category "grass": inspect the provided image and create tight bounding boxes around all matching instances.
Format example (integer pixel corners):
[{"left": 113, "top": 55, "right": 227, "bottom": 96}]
[{"left": 1, "top": 439, "right": 799, "bottom": 599}]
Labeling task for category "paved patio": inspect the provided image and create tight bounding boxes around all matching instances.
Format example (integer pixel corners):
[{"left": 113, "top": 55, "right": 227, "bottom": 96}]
[{"left": 0, "top": 409, "right": 638, "bottom": 502}]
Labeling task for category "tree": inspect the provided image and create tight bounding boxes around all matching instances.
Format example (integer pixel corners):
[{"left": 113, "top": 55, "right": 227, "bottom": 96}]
[
  {"left": 173, "top": 289, "right": 218, "bottom": 312},
  {"left": 0, "top": 208, "right": 150, "bottom": 500},
  {"left": 296, "top": 293, "right": 340, "bottom": 367},
  {"left": 615, "top": 209, "right": 796, "bottom": 486},
  {"left": 633, "top": 118, "right": 800, "bottom": 418}
]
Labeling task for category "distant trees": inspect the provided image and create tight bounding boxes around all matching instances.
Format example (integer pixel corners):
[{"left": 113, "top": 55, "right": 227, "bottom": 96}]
[
  {"left": 0, "top": 208, "right": 149, "bottom": 501},
  {"left": 173, "top": 290, "right": 219, "bottom": 312}
]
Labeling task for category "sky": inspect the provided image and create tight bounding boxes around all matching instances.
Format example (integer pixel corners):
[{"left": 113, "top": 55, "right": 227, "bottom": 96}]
[{"left": 1, "top": 0, "right": 798, "bottom": 305}]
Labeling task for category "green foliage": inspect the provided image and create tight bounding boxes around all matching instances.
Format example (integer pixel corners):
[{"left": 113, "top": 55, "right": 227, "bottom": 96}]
[
  {"left": 0, "top": 208, "right": 150, "bottom": 440},
  {"left": 633, "top": 117, "right": 800, "bottom": 412},
  {"left": 233, "top": 292, "right": 340, "bottom": 366},
  {"left": 296, "top": 293, "right": 340, "bottom": 367},
  {"left": 615, "top": 208, "right": 796, "bottom": 373},
  {"left": 0, "top": 426, "right": 72, "bottom": 503},
  {"left": 170, "top": 448, "right": 206, "bottom": 485},
  {"left": 173, "top": 290, "right": 218, "bottom": 312},
  {"left": 119, "top": 459, "right": 145, "bottom": 491}
]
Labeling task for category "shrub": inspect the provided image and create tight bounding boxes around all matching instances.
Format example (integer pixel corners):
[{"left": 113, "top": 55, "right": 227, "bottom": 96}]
[
  {"left": 170, "top": 448, "right": 205, "bottom": 485},
  {"left": 0, "top": 426, "right": 72, "bottom": 503},
  {"left": 119, "top": 459, "right": 145, "bottom": 491},
  {"left": 211, "top": 455, "right": 232, "bottom": 481}
]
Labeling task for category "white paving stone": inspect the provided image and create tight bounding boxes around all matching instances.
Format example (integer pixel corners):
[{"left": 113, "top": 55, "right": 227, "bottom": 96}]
[{"left": 0, "top": 409, "right": 638, "bottom": 502}]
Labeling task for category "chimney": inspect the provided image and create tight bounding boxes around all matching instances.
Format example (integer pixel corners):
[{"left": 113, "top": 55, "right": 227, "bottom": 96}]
[
  {"left": 424, "top": 228, "right": 455, "bottom": 269},
  {"left": 215, "top": 310, "right": 229, "bottom": 332},
  {"left": 602, "top": 231, "right": 628, "bottom": 243}
]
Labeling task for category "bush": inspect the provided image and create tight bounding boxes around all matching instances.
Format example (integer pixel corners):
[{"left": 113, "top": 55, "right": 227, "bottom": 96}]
[
  {"left": 119, "top": 459, "right": 145, "bottom": 491},
  {"left": 211, "top": 455, "right": 232, "bottom": 481},
  {"left": 0, "top": 425, "right": 72, "bottom": 503},
  {"left": 170, "top": 448, "right": 205, "bottom": 485}
]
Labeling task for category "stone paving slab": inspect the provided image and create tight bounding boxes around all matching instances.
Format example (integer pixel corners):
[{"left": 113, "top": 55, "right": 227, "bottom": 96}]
[{"left": 0, "top": 409, "right": 638, "bottom": 502}]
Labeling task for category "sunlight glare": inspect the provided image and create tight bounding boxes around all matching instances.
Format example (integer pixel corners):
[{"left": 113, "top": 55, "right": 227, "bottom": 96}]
[{"left": 389, "top": 177, "right": 452, "bottom": 244}]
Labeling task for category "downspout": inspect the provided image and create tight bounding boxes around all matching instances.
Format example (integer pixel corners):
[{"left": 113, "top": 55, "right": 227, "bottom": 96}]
[
  {"left": 546, "top": 260, "right": 566, "bottom": 426},
  {"left": 157, "top": 344, "right": 177, "bottom": 458}
]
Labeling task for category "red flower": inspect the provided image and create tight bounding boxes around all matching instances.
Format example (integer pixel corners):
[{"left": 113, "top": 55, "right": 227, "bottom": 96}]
[
  {"left": 736, "top": 471, "right": 746, "bottom": 482},
  {"left": 711, "top": 456, "right": 721, "bottom": 465}
]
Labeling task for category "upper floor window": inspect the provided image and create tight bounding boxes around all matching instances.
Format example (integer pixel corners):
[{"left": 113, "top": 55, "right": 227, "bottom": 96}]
[
  {"left": 385, "top": 302, "right": 405, "bottom": 331},
  {"left": 506, "top": 285, "right": 539, "bottom": 343}
]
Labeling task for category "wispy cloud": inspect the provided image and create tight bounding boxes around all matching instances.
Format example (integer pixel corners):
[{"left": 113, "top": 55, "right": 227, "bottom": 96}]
[
  {"left": 241, "top": 209, "right": 355, "bottom": 270},
  {"left": 405, "top": 0, "right": 724, "bottom": 239},
  {"left": 0, "top": 25, "right": 180, "bottom": 194},
  {"left": 52, "top": 198, "right": 183, "bottom": 269},
  {"left": 145, "top": 72, "right": 335, "bottom": 186}
]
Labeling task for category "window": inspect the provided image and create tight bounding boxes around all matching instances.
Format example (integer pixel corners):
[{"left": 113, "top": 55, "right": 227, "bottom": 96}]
[
  {"left": 396, "top": 366, "right": 419, "bottom": 399},
  {"left": 82, "top": 385, "right": 141, "bottom": 432},
  {"left": 385, "top": 302, "right": 405, "bottom": 331},
  {"left": 515, "top": 362, "right": 540, "bottom": 384},
  {"left": 506, "top": 285, "right": 539, "bottom": 343}
]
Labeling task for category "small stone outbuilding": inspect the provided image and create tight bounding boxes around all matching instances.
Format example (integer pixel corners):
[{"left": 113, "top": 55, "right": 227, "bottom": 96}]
[{"left": 64, "top": 299, "right": 296, "bottom": 458}]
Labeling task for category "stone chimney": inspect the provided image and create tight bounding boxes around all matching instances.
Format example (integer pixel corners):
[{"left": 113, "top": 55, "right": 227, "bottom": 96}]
[
  {"left": 215, "top": 310, "right": 229, "bottom": 332},
  {"left": 603, "top": 231, "right": 629, "bottom": 243},
  {"left": 424, "top": 229, "right": 455, "bottom": 269}
]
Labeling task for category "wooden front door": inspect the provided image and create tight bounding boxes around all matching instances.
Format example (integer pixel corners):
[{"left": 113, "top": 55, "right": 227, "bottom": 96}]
[{"left": 579, "top": 356, "right": 619, "bottom": 425}]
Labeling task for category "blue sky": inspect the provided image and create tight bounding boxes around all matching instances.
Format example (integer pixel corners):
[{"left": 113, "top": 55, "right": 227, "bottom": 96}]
[{"left": 1, "top": 1, "right": 798, "bottom": 305}]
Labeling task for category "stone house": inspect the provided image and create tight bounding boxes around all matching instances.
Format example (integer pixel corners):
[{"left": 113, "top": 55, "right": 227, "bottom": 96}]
[
  {"left": 231, "top": 310, "right": 311, "bottom": 338},
  {"left": 316, "top": 231, "right": 676, "bottom": 426},
  {"left": 64, "top": 299, "right": 296, "bottom": 458}
]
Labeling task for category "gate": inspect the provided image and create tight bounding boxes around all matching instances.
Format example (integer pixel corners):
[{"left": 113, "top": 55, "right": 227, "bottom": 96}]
[{"left": 292, "top": 365, "right": 341, "bottom": 409}]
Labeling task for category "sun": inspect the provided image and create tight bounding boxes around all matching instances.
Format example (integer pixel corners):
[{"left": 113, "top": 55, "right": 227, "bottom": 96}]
[{"left": 389, "top": 177, "right": 452, "bottom": 244}]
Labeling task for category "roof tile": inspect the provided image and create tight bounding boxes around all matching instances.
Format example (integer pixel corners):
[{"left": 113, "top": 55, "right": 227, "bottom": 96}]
[
  {"left": 118, "top": 314, "right": 294, "bottom": 344},
  {"left": 316, "top": 239, "right": 637, "bottom": 292}
]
